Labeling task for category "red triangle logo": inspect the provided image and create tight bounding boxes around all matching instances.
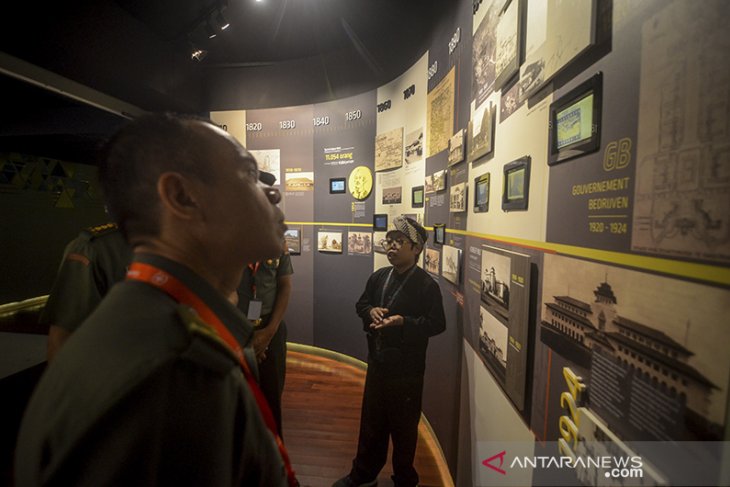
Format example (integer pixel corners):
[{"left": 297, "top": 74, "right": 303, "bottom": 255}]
[{"left": 482, "top": 450, "right": 507, "bottom": 475}]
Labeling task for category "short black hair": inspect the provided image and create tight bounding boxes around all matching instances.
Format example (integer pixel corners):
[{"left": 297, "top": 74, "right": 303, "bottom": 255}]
[{"left": 98, "top": 113, "right": 218, "bottom": 240}]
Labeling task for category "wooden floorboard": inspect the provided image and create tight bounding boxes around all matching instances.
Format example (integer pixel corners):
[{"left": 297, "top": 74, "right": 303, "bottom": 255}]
[{"left": 282, "top": 350, "right": 451, "bottom": 487}]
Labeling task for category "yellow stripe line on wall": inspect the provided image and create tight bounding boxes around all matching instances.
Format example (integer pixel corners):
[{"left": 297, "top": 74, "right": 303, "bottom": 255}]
[{"left": 284, "top": 221, "right": 729, "bottom": 286}]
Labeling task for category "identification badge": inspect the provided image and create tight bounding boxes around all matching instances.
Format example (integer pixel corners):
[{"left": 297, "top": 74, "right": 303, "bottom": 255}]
[{"left": 247, "top": 300, "right": 263, "bottom": 320}]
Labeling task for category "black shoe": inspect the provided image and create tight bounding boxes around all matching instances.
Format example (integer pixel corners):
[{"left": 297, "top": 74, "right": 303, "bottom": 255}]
[{"left": 331, "top": 475, "right": 378, "bottom": 487}]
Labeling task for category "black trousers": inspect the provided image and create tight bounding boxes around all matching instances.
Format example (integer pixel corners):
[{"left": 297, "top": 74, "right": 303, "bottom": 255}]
[
  {"left": 257, "top": 319, "right": 288, "bottom": 436},
  {"left": 350, "top": 367, "right": 424, "bottom": 487}
]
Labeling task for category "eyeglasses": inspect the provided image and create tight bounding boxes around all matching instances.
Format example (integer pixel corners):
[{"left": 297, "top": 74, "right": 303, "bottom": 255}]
[{"left": 380, "top": 238, "right": 409, "bottom": 249}]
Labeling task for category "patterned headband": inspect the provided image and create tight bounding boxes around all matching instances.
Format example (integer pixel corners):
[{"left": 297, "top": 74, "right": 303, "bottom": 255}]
[{"left": 390, "top": 215, "right": 426, "bottom": 247}]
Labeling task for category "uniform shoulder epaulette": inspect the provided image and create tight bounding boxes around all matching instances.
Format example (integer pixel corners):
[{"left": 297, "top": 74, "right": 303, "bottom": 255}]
[
  {"left": 84, "top": 222, "right": 119, "bottom": 239},
  {"left": 175, "top": 304, "right": 241, "bottom": 371}
]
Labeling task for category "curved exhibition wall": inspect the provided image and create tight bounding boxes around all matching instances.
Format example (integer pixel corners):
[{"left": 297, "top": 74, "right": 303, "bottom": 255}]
[{"left": 210, "top": 0, "right": 730, "bottom": 485}]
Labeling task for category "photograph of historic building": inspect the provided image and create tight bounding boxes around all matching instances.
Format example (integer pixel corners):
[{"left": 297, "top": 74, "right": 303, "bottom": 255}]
[{"left": 540, "top": 253, "right": 728, "bottom": 440}]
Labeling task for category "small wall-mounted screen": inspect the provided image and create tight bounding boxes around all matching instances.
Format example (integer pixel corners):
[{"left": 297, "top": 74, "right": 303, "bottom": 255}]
[
  {"left": 556, "top": 93, "right": 594, "bottom": 150},
  {"left": 373, "top": 214, "right": 388, "bottom": 231},
  {"left": 330, "top": 178, "right": 346, "bottom": 194},
  {"left": 506, "top": 167, "right": 525, "bottom": 200}
]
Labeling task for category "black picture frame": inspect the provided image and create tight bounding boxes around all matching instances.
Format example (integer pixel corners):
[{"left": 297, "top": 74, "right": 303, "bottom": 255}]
[
  {"left": 502, "top": 156, "right": 531, "bottom": 211},
  {"left": 433, "top": 223, "right": 446, "bottom": 245},
  {"left": 373, "top": 213, "right": 388, "bottom": 231},
  {"left": 474, "top": 173, "right": 490, "bottom": 213},
  {"left": 411, "top": 186, "right": 424, "bottom": 208},
  {"left": 548, "top": 72, "right": 603, "bottom": 165},
  {"left": 329, "top": 177, "right": 346, "bottom": 194}
]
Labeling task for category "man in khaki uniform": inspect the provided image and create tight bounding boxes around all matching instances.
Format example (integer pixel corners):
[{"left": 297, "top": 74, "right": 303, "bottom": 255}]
[
  {"left": 15, "top": 113, "right": 297, "bottom": 486},
  {"left": 41, "top": 223, "right": 132, "bottom": 361}
]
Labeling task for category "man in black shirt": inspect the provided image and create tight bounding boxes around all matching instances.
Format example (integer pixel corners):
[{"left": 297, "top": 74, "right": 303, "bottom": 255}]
[{"left": 335, "top": 216, "right": 446, "bottom": 487}]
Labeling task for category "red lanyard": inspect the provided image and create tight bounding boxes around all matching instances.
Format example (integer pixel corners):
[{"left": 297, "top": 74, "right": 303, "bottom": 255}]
[
  {"left": 248, "top": 262, "right": 261, "bottom": 297},
  {"left": 127, "top": 262, "right": 298, "bottom": 487}
]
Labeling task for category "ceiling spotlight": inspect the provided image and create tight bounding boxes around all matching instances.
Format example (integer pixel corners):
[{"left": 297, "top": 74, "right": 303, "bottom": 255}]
[
  {"left": 216, "top": 11, "right": 230, "bottom": 30},
  {"left": 206, "top": 21, "right": 217, "bottom": 39},
  {"left": 191, "top": 47, "right": 208, "bottom": 61}
]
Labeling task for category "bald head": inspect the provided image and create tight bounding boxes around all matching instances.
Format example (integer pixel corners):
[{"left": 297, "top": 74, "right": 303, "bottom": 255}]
[{"left": 100, "top": 114, "right": 235, "bottom": 240}]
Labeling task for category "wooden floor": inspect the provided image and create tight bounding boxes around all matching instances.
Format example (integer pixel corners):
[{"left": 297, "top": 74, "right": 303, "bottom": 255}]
[{"left": 282, "top": 350, "right": 452, "bottom": 487}]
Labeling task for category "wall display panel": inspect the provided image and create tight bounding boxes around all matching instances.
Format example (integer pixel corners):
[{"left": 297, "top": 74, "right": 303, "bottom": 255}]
[
  {"left": 375, "top": 53, "right": 429, "bottom": 272},
  {"left": 631, "top": 1, "right": 730, "bottom": 264},
  {"left": 245, "top": 105, "right": 315, "bottom": 344},
  {"left": 530, "top": 252, "right": 730, "bottom": 485},
  {"left": 544, "top": 15, "right": 640, "bottom": 252},
  {"left": 210, "top": 110, "right": 247, "bottom": 146},
  {"left": 518, "top": 0, "right": 595, "bottom": 102},
  {"left": 467, "top": 93, "right": 550, "bottom": 242},
  {"left": 494, "top": 0, "right": 523, "bottom": 91},
  {"left": 426, "top": 67, "right": 456, "bottom": 157},
  {"left": 311, "top": 91, "right": 377, "bottom": 358},
  {"left": 472, "top": 0, "right": 502, "bottom": 106}
]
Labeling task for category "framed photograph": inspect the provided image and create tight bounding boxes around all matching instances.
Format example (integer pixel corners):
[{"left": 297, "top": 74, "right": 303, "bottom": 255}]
[
  {"left": 285, "top": 171, "right": 314, "bottom": 192},
  {"left": 373, "top": 231, "right": 387, "bottom": 254},
  {"left": 374, "top": 127, "right": 404, "bottom": 172},
  {"left": 448, "top": 129, "right": 465, "bottom": 167},
  {"left": 548, "top": 72, "right": 603, "bottom": 165},
  {"left": 317, "top": 231, "right": 343, "bottom": 253},
  {"left": 449, "top": 182, "right": 467, "bottom": 213},
  {"left": 474, "top": 173, "right": 490, "bottom": 213},
  {"left": 502, "top": 156, "right": 531, "bottom": 211},
  {"left": 405, "top": 128, "right": 424, "bottom": 164},
  {"left": 433, "top": 223, "right": 446, "bottom": 245},
  {"left": 494, "top": 0, "right": 524, "bottom": 90},
  {"left": 284, "top": 228, "right": 301, "bottom": 255},
  {"left": 441, "top": 244, "right": 462, "bottom": 285},
  {"left": 424, "top": 247, "right": 440, "bottom": 275},
  {"left": 347, "top": 231, "right": 372, "bottom": 255},
  {"left": 468, "top": 103, "right": 495, "bottom": 163},
  {"left": 411, "top": 186, "right": 424, "bottom": 208},
  {"left": 432, "top": 169, "right": 447, "bottom": 192},
  {"left": 373, "top": 213, "right": 388, "bottom": 231},
  {"left": 382, "top": 186, "right": 402, "bottom": 205},
  {"left": 329, "top": 177, "right": 346, "bottom": 194}
]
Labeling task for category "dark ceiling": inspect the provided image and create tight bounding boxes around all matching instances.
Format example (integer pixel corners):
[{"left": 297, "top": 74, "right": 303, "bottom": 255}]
[{"left": 0, "top": 0, "right": 447, "bottom": 164}]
